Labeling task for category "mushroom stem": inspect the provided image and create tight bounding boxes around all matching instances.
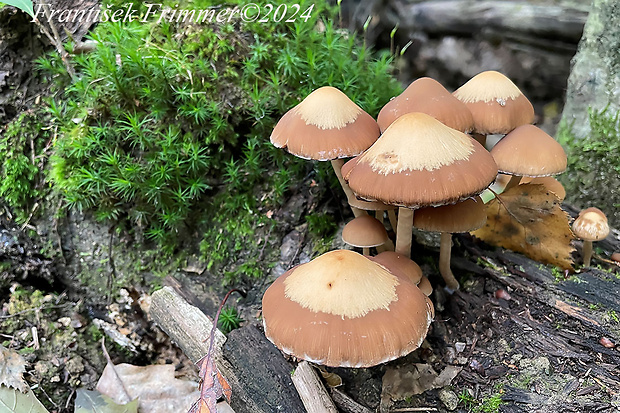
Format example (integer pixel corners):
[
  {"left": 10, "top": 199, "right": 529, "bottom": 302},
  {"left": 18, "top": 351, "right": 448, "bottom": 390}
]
[
  {"left": 583, "top": 240, "right": 593, "bottom": 267},
  {"left": 395, "top": 208, "right": 414, "bottom": 258},
  {"left": 504, "top": 175, "right": 522, "bottom": 191},
  {"left": 330, "top": 159, "right": 366, "bottom": 217},
  {"left": 375, "top": 212, "right": 388, "bottom": 253},
  {"left": 363, "top": 247, "right": 370, "bottom": 256},
  {"left": 439, "top": 232, "right": 460, "bottom": 292},
  {"left": 388, "top": 209, "right": 398, "bottom": 231},
  {"left": 472, "top": 133, "right": 487, "bottom": 148}
]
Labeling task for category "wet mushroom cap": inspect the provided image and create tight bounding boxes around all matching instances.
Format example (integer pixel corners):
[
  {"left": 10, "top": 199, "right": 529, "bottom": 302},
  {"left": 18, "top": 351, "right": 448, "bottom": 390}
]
[
  {"left": 572, "top": 208, "right": 609, "bottom": 241},
  {"left": 342, "top": 113, "right": 498, "bottom": 208},
  {"left": 413, "top": 196, "right": 486, "bottom": 233},
  {"left": 453, "top": 71, "right": 535, "bottom": 134},
  {"left": 262, "top": 250, "right": 433, "bottom": 368},
  {"left": 270, "top": 86, "right": 380, "bottom": 161},
  {"left": 490, "top": 124, "right": 567, "bottom": 177},
  {"left": 377, "top": 77, "right": 474, "bottom": 133},
  {"left": 342, "top": 215, "right": 389, "bottom": 248},
  {"left": 370, "top": 251, "right": 423, "bottom": 285}
]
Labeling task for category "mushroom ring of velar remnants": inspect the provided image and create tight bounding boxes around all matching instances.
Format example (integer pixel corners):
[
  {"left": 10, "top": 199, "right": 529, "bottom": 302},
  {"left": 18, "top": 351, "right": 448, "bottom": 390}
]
[{"left": 262, "top": 250, "right": 434, "bottom": 368}]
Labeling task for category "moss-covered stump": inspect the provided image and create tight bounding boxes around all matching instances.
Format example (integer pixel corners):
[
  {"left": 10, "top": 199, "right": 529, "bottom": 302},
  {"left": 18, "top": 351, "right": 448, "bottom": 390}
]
[{"left": 559, "top": 0, "right": 620, "bottom": 227}]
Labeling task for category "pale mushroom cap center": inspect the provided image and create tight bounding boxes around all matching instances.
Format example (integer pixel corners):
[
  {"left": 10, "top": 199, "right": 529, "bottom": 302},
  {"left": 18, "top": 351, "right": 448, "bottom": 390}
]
[
  {"left": 453, "top": 71, "right": 523, "bottom": 104},
  {"left": 293, "top": 86, "right": 362, "bottom": 130},
  {"left": 573, "top": 211, "right": 610, "bottom": 240},
  {"left": 361, "top": 113, "right": 474, "bottom": 174},
  {"left": 283, "top": 250, "right": 399, "bottom": 319}
]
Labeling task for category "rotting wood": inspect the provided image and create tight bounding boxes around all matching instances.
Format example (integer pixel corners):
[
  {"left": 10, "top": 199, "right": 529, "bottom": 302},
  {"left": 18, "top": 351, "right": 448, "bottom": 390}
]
[
  {"left": 292, "top": 361, "right": 338, "bottom": 413},
  {"left": 150, "top": 287, "right": 305, "bottom": 413},
  {"left": 330, "top": 388, "right": 373, "bottom": 413}
]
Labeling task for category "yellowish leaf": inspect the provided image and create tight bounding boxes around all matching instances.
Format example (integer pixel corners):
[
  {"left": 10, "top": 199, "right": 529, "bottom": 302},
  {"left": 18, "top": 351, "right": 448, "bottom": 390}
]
[{"left": 472, "top": 184, "right": 575, "bottom": 270}]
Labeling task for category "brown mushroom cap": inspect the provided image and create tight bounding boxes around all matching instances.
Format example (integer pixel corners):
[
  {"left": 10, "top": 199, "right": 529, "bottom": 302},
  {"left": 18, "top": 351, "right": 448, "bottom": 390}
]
[
  {"left": 342, "top": 113, "right": 498, "bottom": 208},
  {"left": 377, "top": 77, "right": 474, "bottom": 133},
  {"left": 520, "top": 176, "right": 566, "bottom": 201},
  {"left": 491, "top": 124, "right": 567, "bottom": 177},
  {"left": 611, "top": 252, "right": 620, "bottom": 263},
  {"left": 342, "top": 215, "right": 389, "bottom": 248},
  {"left": 262, "top": 250, "right": 433, "bottom": 368},
  {"left": 413, "top": 196, "right": 486, "bottom": 233},
  {"left": 347, "top": 197, "right": 397, "bottom": 211},
  {"left": 370, "top": 251, "right": 423, "bottom": 285},
  {"left": 453, "top": 71, "right": 535, "bottom": 134},
  {"left": 270, "top": 86, "right": 380, "bottom": 161},
  {"left": 417, "top": 276, "right": 433, "bottom": 297},
  {"left": 572, "top": 208, "right": 610, "bottom": 241}
]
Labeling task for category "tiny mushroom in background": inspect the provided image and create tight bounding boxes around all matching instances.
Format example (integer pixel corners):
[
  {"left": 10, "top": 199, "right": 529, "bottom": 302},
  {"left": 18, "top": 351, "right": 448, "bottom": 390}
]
[
  {"left": 413, "top": 196, "right": 487, "bottom": 292},
  {"left": 572, "top": 207, "right": 610, "bottom": 267},
  {"left": 371, "top": 251, "right": 423, "bottom": 285},
  {"left": 490, "top": 124, "right": 567, "bottom": 190},
  {"left": 377, "top": 77, "right": 474, "bottom": 133},
  {"left": 342, "top": 112, "right": 497, "bottom": 258},
  {"left": 453, "top": 70, "right": 535, "bottom": 147},
  {"left": 270, "top": 86, "right": 380, "bottom": 217},
  {"left": 342, "top": 215, "right": 389, "bottom": 255},
  {"left": 262, "top": 250, "right": 434, "bottom": 368},
  {"left": 611, "top": 252, "right": 620, "bottom": 264}
]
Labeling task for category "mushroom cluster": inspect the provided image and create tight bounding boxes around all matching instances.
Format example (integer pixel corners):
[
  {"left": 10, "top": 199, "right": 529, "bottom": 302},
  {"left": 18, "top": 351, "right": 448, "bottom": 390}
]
[{"left": 264, "top": 72, "right": 571, "bottom": 367}]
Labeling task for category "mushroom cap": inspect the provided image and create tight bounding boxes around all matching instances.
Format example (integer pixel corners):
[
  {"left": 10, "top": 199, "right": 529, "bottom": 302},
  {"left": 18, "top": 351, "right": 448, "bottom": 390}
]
[
  {"left": 491, "top": 124, "right": 567, "bottom": 177},
  {"left": 262, "top": 250, "right": 433, "bottom": 368},
  {"left": 347, "top": 197, "right": 397, "bottom": 211},
  {"left": 342, "top": 215, "right": 389, "bottom": 248},
  {"left": 342, "top": 113, "right": 498, "bottom": 208},
  {"left": 611, "top": 252, "right": 620, "bottom": 263},
  {"left": 370, "top": 251, "right": 423, "bottom": 285},
  {"left": 453, "top": 71, "right": 535, "bottom": 134},
  {"left": 270, "top": 86, "right": 380, "bottom": 161},
  {"left": 417, "top": 276, "right": 433, "bottom": 297},
  {"left": 377, "top": 77, "right": 474, "bottom": 133},
  {"left": 572, "top": 207, "right": 609, "bottom": 241},
  {"left": 520, "top": 176, "right": 566, "bottom": 201},
  {"left": 413, "top": 196, "right": 487, "bottom": 233}
]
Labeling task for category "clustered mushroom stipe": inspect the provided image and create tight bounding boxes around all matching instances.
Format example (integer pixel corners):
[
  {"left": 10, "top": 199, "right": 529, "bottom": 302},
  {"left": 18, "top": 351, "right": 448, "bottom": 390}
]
[{"left": 264, "top": 71, "right": 610, "bottom": 367}]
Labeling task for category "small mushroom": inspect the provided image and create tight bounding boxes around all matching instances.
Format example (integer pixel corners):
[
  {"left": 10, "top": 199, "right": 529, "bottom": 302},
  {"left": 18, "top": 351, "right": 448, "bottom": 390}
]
[
  {"left": 270, "top": 86, "right": 380, "bottom": 217},
  {"left": 342, "top": 215, "right": 389, "bottom": 255},
  {"left": 377, "top": 77, "right": 474, "bottom": 133},
  {"left": 261, "top": 250, "right": 434, "bottom": 367},
  {"left": 413, "top": 196, "right": 487, "bottom": 292},
  {"left": 453, "top": 70, "right": 535, "bottom": 147},
  {"left": 371, "top": 251, "right": 423, "bottom": 285},
  {"left": 572, "top": 207, "right": 609, "bottom": 267},
  {"left": 611, "top": 252, "right": 620, "bottom": 264},
  {"left": 342, "top": 113, "right": 497, "bottom": 258},
  {"left": 491, "top": 124, "right": 567, "bottom": 190}
]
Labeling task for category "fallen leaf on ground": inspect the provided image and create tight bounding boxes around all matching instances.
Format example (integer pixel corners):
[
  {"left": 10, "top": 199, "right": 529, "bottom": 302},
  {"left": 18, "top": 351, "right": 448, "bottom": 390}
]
[
  {"left": 381, "top": 364, "right": 462, "bottom": 400},
  {"left": 473, "top": 184, "right": 575, "bottom": 270},
  {"left": 0, "top": 386, "right": 49, "bottom": 413},
  {"left": 0, "top": 345, "right": 28, "bottom": 393},
  {"left": 96, "top": 364, "right": 199, "bottom": 413},
  {"left": 74, "top": 389, "right": 138, "bottom": 413}
]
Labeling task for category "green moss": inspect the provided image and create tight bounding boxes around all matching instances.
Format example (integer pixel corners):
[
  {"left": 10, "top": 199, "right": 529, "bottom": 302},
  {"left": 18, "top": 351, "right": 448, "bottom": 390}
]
[{"left": 558, "top": 107, "right": 620, "bottom": 227}]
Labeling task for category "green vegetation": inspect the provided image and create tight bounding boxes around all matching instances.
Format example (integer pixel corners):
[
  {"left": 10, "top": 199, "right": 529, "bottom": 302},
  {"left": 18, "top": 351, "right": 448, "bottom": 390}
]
[
  {"left": 0, "top": 0, "right": 401, "bottom": 288},
  {"left": 457, "top": 387, "right": 504, "bottom": 413},
  {"left": 558, "top": 107, "right": 620, "bottom": 227},
  {"left": 218, "top": 305, "right": 243, "bottom": 334}
]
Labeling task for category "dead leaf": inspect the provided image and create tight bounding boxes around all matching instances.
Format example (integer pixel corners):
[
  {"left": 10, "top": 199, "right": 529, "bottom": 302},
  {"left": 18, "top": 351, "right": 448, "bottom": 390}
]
[
  {"left": 0, "top": 345, "right": 28, "bottom": 393},
  {"left": 319, "top": 369, "right": 343, "bottom": 388},
  {"left": 473, "top": 184, "right": 575, "bottom": 270},
  {"left": 0, "top": 386, "right": 49, "bottom": 413},
  {"left": 97, "top": 364, "right": 199, "bottom": 413},
  {"left": 74, "top": 389, "right": 138, "bottom": 413},
  {"left": 381, "top": 364, "right": 462, "bottom": 401}
]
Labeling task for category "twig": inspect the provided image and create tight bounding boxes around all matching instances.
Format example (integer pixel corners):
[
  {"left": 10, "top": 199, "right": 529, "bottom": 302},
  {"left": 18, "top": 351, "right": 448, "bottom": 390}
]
[
  {"left": 101, "top": 337, "right": 132, "bottom": 403},
  {"left": 19, "top": 202, "right": 39, "bottom": 231},
  {"left": 390, "top": 408, "right": 438, "bottom": 412},
  {"left": 32, "top": 5, "right": 76, "bottom": 79}
]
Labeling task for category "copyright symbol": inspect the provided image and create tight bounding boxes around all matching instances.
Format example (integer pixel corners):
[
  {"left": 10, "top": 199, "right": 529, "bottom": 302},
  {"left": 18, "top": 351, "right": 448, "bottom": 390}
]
[{"left": 241, "top": 3, "right": 260, "bottom": 22}]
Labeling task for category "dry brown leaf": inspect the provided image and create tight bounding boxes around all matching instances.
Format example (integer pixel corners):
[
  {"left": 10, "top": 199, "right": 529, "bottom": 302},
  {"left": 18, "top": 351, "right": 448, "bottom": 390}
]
[
  {"left": 0, "top": 344, "right": 28, "bottom": 393},
  {"left": 473, "top": 183, "right": 575, "bottom": 270},
  {"left": 381, "top": 364, "right": 462, "bottom": 400}
]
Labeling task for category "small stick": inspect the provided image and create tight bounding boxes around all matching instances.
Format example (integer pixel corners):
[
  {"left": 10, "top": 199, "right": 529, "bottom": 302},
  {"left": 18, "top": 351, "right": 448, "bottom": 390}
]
[{"left": 292, "top": 361, "right": 338, "bottom": 413}]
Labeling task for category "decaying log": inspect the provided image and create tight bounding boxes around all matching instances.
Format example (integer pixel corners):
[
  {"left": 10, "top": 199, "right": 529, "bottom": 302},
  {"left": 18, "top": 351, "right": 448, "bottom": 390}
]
[
  {"left": 150, "top": 287, "right": 305, "bottom": 413},
  {"left": 292, "top": 361, "right": 338, "bottom": 413},
  {"left": 393, "top": 1, "right": 588, "bottom": 42}
]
